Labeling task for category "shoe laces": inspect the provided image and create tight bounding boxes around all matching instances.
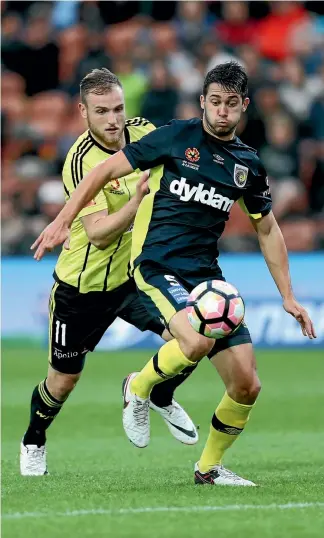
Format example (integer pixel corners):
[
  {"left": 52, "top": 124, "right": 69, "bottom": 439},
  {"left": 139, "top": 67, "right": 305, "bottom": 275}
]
[
  {"left": 133, "top": 398, "right": 149, "bottom": 427},
  {"left": 216, "top": 465, "right": 241, "bottom": 481},
  {"left": 164, "top": 400, "right": 181, "bottom": 417},
  {"left": 25, "top": 446, "right": 46, "bottom": 471}
]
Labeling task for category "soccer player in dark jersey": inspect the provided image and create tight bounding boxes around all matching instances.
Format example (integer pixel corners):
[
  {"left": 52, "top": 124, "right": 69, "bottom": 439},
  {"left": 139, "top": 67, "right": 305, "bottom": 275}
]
[
  {"left": 20, "top": 68, "right": 198, "bottom": 476},
  {"left": 32, "top": 62, "right": 315, "bottom": 485}
]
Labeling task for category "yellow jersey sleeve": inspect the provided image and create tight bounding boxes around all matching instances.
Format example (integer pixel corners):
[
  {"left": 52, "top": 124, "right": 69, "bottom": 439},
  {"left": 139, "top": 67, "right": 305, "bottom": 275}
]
[
  {"left": 125, "top": 117, "right": 156, "bottom": 142},
  {"left": 62, "top": 139, "right": 108, "bottom": 219}
]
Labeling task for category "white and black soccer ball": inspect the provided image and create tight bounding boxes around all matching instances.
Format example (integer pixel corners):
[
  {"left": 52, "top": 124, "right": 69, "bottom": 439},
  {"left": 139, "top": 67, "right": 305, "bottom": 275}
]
[{"left": 186, "top": 280, "right": 245, "bottom": 339}]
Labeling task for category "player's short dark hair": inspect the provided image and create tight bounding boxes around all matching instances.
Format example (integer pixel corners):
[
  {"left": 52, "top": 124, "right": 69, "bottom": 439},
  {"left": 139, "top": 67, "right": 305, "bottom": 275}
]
[
  {"left": 203, "top": 61, "right": 248, "bottom": 99},
  {"left": 80, "top": 68, "right": 122, "bottom": 104}
]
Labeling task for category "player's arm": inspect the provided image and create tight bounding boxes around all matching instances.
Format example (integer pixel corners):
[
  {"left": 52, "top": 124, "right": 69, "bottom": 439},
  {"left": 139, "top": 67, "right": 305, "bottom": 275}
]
[
  {"left": 31, "top": 123, "right": 174, "bottom": 259},
  {"left": 239, "top": 164, "right": 316, "bottom": 340},
  {"left": 81, "top": 171, "right": 149, "bottom": 250}
]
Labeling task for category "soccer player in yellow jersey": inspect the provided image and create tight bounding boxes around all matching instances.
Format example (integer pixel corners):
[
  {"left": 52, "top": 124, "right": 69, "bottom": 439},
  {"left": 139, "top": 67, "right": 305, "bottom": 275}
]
[{"left": 20, "top": 68, "right": 198, "bottom": 476}]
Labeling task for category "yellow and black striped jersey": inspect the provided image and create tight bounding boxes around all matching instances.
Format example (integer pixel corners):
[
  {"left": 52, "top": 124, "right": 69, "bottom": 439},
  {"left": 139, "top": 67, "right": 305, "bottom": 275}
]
[{"left": 54, "top": 117, "right": 155, "bottom": 293}]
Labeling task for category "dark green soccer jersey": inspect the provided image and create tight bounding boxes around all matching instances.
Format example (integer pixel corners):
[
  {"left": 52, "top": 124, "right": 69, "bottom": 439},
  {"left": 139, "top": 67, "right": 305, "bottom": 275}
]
[{"left": 123, "top": 118, "right": 272, "bottom": 278}]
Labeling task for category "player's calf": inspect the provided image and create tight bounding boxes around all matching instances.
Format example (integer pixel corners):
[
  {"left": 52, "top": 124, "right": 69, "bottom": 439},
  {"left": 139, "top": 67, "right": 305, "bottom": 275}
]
[{"left": 46, "top": 369, "right": 81, "bottom": 401}]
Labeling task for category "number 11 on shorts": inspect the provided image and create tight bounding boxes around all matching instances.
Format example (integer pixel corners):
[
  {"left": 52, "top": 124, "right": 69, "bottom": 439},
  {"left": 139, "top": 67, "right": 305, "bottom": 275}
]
[{"left": 55, "top": 320, "right": 66, "bottom": 346}]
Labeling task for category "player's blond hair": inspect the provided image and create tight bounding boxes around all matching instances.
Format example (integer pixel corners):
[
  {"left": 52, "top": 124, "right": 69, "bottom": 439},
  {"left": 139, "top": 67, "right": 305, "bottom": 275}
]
[{"left": 80, "top": 68, "right": 122, "bottom": 104}]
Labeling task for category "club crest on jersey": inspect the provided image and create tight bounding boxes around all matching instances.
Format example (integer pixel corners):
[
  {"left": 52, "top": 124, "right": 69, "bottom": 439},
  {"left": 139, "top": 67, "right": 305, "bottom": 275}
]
[
  {"left": 233, "top": 164, "right": 248, "bottom": 188},
  {"left": 185, "top": 148, "right": 200, "bottom": 163}
]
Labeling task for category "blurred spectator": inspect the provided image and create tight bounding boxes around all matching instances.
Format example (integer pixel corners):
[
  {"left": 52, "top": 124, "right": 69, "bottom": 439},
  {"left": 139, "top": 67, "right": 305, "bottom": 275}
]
[
  {"left": 141, "top": 61, "right": 178, "bottom": 126},
  {"left": 1, "top": 11, "right": 23, "bottom": 50},
  {"left": 38, "top": 180, "right": 65, "bottom": 220},
  {"left": 176, "top": 101, "right": 201, "bottom": 120},
  {"left": 51, "top": 0, "right": 80, "bottom": 30},
  {"left": 257, "top": 1, "right": 310, "bottom": 61},
  {"left": 175, "top": 1, "right": 214, "bottom": 54},
  {"left": 238, "top": 83, "right": 288, "bottom": 151},
  {"left": 310, "top": 94, "right": 324, "bottom": 141},
  {"left": 58, "top": 25, "right": 88, "bottom": 92},
  {"left": 71, "top": 32, "right": 112, "bottom": 95},
  {"left": 259, "top": 114, "right": 305, "bottom": 221},
  {"left": 216, "top": 1, "right": 257, "bottom": 48},
  {"left": 3, "top": 13, "right": 59, "bottom": 96},
  {"left": 279, "top": 57, "right": 324, "bottom": 121},
  {"left": 1, "top": 196, "right": 28, "bottom": 255},
  {"left": 205, "top": 37, "right": 243, "bottom": 73},
  {"left": 113, "top": 57, "right": 147, "bottom": 118},
  {"left": 237, "top": 45, "right": 267, "bottom": 98}
]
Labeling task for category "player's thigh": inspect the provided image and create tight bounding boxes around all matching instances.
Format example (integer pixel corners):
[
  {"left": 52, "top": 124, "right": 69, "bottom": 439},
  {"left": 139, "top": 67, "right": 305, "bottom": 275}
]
[
  {"left": 134, "top": 265, "right": 214, "bottom": 359},
  {"left": 169, "top": 310, "right": 214, "bottom": 359},
  {"left": 48, "top": 283, "right": 112, "bottom": 374},
  {"left": 117, "top": 285, "right": 165, "bottom": 337}
]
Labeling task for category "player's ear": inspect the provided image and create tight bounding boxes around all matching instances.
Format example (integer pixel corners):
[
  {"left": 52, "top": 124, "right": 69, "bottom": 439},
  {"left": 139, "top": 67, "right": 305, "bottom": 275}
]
[
  {"left": 242, "top": 97, "right": 250, "bottom": 113},
  {"left": 79, "top": 102, "right": 87, "bottom": 119},
  {"left": 200, "top": 95, "right": 205, "bottom": 111}
]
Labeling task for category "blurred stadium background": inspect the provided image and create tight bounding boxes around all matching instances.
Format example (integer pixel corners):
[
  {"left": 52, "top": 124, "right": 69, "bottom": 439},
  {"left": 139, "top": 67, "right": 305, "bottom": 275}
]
[
  {"left": 1, "top": 0, "right": 323, "bottom": 347},
  {"left": 2, "top": 3, "right": 324, "bottom": 537}
]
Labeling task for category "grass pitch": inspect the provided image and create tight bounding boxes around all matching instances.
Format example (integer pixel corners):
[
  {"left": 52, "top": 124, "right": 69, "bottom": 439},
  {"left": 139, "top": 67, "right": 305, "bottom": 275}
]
[{"left": 2, "top": 344, "right": 324, "bottom": 537}]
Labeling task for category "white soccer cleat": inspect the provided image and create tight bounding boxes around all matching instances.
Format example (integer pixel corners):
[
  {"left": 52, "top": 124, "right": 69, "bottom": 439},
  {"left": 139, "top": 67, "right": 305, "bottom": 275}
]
[
  {"left": 122, "top": 373, "right": 150, "bottom": 448},
  {"left": 20, "top": 442, "right": 48, "bottom": 476},
  {"left": 150, "top": 399, "right": 198, "bottom": 445},
  {"left": 194, "top": 462, "right": 256, "bottom": 486}
]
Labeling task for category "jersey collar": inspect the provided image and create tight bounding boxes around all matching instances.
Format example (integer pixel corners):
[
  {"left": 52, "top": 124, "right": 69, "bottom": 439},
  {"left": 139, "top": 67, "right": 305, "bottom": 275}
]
[{"left": 88, "top": 127, "right": 130, "bottom": 154}]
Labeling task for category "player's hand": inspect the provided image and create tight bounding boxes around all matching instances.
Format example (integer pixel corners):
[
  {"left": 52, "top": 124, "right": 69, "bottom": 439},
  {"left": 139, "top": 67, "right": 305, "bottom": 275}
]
[
  {"left": 135, "top": 170, "right": 150, "bottom": 204},
  {"left": 283, "top": 298, "right": 316, "bottom": 339},
  {"left": 31, "top": 218, "right": 70, "bottom": 261},
  {"left": 63, "top": 231, "right": 71, "bottom": 251}
]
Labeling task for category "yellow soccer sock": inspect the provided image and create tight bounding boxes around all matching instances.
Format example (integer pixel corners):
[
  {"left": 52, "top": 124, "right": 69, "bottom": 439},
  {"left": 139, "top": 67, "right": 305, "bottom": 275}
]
[
  {"left": 131, "top": 339, "right": 196, "bottom": 399},
  {"left": 198, "top": 392, "right": 254, "bottom": 473}
]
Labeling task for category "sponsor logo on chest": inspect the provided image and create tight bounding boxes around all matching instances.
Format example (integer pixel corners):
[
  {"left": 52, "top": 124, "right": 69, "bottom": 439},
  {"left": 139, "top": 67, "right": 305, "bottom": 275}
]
[{"left": 170, "top": 177, "right": 234, "bottom": 212}]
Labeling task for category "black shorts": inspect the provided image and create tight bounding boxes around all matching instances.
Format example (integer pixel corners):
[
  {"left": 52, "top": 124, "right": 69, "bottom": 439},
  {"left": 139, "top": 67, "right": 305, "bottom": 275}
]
[
  {"left": 48, "top": 279, "right": 164, "bottom": 374},
  {"left": 134, "top": 262, "right": 252, "bottom": 356}
]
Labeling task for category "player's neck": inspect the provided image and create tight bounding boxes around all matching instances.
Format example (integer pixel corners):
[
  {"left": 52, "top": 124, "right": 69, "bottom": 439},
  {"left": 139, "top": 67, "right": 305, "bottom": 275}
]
[
  {"left": 202, "top": 117, "right": 236, "bottom": 142},
  {"left": 90, "top": 131, "right": 126, "bottom": 152}
]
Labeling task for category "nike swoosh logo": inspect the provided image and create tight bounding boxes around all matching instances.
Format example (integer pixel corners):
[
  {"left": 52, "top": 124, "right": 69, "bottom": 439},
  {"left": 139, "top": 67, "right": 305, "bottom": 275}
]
[
  {"left": 122, "top": 376, "right": 130, "bottom": 409},
  {"left": 164, "top": 419, "right": 197, "bottom": 438}
]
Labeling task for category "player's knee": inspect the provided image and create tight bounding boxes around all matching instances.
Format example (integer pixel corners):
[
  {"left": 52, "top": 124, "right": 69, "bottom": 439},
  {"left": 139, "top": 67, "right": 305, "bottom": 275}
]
[
  {"left": 228, "top": 376, "right": 261, "bottom": 404},
  {"left": 179, "top": 334, "right": 214, "bottom": 362},
  {"left": 47, "top": 371, "right": 81, "bottom": 401}
]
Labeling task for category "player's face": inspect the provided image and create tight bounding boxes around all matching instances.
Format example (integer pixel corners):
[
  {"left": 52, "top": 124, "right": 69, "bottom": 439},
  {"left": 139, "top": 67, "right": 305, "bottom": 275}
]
[
  {"left": 200, "top": 83, "right": 249, "bottom": 140},
  {"left": 79, "top": 86, "right": 126, "bottom": 149}
]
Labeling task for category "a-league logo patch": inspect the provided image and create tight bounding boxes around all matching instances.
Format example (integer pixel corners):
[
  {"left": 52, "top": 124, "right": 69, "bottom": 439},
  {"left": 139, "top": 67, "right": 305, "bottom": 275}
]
[
  {"left": 110, "top": 179, "right": 121, "bottom": 190},
  {"left": 109, "top": 178, "right": 125, "bottom": 195},
  {"left": 233, "top": 164, "right": 248, "bottom": 188},
  {"left": 185, "top": 147, "right": 200, "bottom": 163}
]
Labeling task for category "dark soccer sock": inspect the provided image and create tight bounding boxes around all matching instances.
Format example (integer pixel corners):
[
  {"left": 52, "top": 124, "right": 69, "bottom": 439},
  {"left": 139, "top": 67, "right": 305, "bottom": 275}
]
[
  {"left": 23, "top": 380, "right": 64, "bottom": 447},
  {"left": 150, "top": 362, "right": 198, "bottom": 407}
]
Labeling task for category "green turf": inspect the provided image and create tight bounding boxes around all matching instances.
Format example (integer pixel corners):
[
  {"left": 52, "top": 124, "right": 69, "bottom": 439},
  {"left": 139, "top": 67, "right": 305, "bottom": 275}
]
[{"left": 2, "top": 345, "right": 324, "bottom": 537}]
